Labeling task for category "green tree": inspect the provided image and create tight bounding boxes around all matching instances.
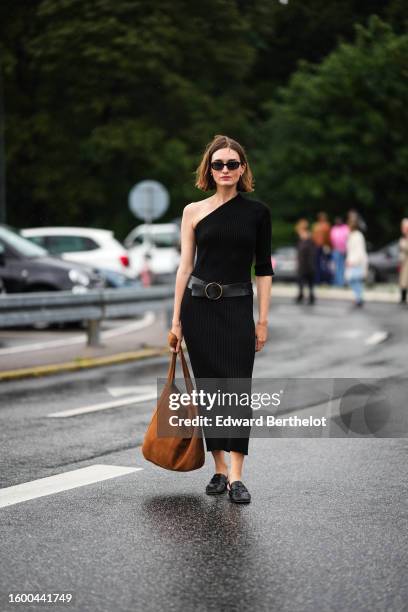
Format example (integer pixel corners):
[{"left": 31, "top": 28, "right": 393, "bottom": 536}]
[
  {"left": 1, "top": 1, "right": 406, "bottom": 240},
  {"left": 386, "top": 0, "right": 408, "bottom": 33},
  {"left": 242, "top": 0, "right": 391, "bottom": 116},
  {"left": 3, "top": 0, "right": 255, "bottom": 235},
  {"left": 253, "top": 16, "right": 408, "bottom": 246}
]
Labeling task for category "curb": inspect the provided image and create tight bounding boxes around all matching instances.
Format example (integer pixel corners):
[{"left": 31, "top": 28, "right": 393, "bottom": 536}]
[
  {"left": 0, "top": 346, "right": 171, "bottom": 382},
  {"left": 1, "top": 284, "right": 403, "bottom": 382},
  {"left": 269, "top": 285, "right": 401, "bottom": 303}
]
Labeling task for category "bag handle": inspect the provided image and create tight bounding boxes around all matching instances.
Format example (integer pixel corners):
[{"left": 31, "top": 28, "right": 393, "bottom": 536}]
[{"left": 167, "top": 333, "right": 194, "bottom": 395}]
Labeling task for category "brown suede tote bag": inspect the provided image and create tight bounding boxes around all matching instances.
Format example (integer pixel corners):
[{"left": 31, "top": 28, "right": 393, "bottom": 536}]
[{"left": 141, "top": 334, "right": 205, "bottom": 471}]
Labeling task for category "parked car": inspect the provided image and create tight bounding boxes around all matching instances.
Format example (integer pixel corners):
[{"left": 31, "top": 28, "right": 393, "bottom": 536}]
[
  {"left": 21, "top": 227, "right": 134, "bottom": 278},
  {"left": 0, "top": 225, "right": 103, "bottom": 293},
  {"left": 96, "top": 268, "right": 142, "bottom": 289},
  {"left": 271, "top": 246, "right": 298, "bottom": 282},
  {"left": 124, "top": 223, "right": 181, "bottom": 280},
  {"left": 367, "top": 241, "right": 399, "bottom": 284}
]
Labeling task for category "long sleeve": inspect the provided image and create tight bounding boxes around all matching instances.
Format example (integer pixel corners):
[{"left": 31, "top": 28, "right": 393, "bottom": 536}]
[
  {"left": 346, "top": 231, "right": 368, "bottom": 268},
  {"left": 254, "top": 204, "right": 275, "bottom": 276},
  {"left": 399, "top": 237, "right": 408, "bottom": 262}
]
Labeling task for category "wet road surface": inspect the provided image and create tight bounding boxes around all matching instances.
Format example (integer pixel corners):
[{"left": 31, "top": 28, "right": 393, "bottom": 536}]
[{"left": 0, "top": 297, "right": 407, "bottom": 611}]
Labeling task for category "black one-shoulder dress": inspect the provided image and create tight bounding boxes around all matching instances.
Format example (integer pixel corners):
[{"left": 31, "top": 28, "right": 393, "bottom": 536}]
[{"left": 179, "top": 192, "right": 274, "bottom": 455}]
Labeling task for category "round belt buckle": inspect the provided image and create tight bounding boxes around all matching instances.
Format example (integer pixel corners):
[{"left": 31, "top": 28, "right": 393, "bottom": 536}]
[{"left": 204, "top": 281, "right": 223, "bottom": 300}]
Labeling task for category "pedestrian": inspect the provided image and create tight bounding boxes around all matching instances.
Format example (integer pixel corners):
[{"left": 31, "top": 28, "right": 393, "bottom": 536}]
[
  {"left": 398, "top": 218, "right": 408, "bottom": 305},
  {"left": 140, "top": 252, "right": 154, "bottom": 287},
  {"left": 330, "top": 216, "right": 349, "bottom": 286},
  {"left": 294, "top": 219, "right": 316, "bottom": 305},
  {"left": 347, "top": 208, "right": 367, "bottom": 233},
  {"left": 169, "top": 134, "right": 274, "bottom": 504},
  {"left": 345, "top": 214, "right": 368, "bottom": 307},
  {"left": 312, "top": 212, "right": 332, "bottom": 284}
]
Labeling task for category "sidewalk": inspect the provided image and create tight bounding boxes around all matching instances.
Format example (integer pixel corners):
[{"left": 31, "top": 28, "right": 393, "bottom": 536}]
[
  {"left": 0, "top": 311, "right": 171, "bottom": 381},
  {"left": 0, "top": 283, "right": 404, "bottom": 381},
  {"left": 268, "top": 282, "right": 402, "bottom": 303}
]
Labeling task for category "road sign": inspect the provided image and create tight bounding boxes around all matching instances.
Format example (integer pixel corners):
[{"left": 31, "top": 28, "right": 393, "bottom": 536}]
[{"left": 128, "top": 180, "right": 169, "bottom": 221}]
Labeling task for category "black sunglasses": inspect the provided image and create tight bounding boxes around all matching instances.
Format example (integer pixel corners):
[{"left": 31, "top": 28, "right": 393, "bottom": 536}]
[{"left": 210, "top": 160, "right": 242, "bottom": 171}]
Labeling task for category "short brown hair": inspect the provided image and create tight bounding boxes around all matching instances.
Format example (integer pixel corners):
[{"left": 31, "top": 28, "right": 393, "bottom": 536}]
[
  {"left": 348, "top": 212, "right": 360, "bottom": 231},
  {"left": 195, "top": 134, "right": 254, "bottom": 192},
  {"left": 295, "top": 218, "right": 309, "bottom": 233}
]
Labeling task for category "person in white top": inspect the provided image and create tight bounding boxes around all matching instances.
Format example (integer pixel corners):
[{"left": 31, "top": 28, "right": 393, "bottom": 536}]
[{"left": 345, "top": 213, "right": 368, "bottom": 307}]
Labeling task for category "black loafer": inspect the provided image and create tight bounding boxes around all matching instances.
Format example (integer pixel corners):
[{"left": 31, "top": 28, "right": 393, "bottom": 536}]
[
  {"left": 228, "top": 480, "right": 251, "bottom": 504},
  {"left": 205, "top": 473, "right": 228, "bottom": 495}
]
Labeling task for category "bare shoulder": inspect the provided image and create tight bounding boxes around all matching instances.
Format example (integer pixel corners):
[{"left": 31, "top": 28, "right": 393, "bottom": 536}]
[
  {"left": 184, "top": 195, "right": 213, "bottom": 210},
  {"left": 183, "top": 197, "right": 214, "bottom": 228},
  {"left": 193, "top": 195, "right": 213, "bottom": 205},
  {"left": 181, "top": 202, "right": 195, "bottom": 221}
]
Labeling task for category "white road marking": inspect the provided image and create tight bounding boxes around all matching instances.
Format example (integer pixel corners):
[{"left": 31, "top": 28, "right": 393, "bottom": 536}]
[
  {"left": 0, "top": 465, "right": 141, "bottom": 509},
  {"left": 101, "top": 313, "right": 155, "bottom": 338},
  {"left": 47, "top": 393, "right": 157, "bottom": 417},
  {"left": 0, "top": 313, "right": 156, "bottom": 355},
  {"left": 107, "top": 385, "right": 157, "bottom": 397},
  {"left": 334, "top": 330, "right": 363, "bottom": 339},
  {"left": 364, "top": 331, "right": 389, "bottom": 346}
]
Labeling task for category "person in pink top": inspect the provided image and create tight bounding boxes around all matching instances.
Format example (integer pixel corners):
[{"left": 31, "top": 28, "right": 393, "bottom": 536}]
[{"left": 330, "top": 216, "right": 350, "bottom": 286}]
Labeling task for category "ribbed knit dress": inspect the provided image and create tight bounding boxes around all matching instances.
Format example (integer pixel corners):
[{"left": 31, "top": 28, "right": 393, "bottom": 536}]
[{"left": 179, "top": 192, "right": 274, "bottom": 455}]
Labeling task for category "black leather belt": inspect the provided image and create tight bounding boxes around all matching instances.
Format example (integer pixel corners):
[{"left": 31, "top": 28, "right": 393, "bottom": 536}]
[{"left": 187, "top": 275, "right": 253, "bottom": 300}]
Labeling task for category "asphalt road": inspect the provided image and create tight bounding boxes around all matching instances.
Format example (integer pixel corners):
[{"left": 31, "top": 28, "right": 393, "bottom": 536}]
[{"left": 0, "top": 297, "right": 407, "bottom": 612}]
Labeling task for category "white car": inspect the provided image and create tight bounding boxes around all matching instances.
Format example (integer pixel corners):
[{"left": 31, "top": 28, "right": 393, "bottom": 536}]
[
  {"left": 124, "top": 223, "right": 181, "bottom": 277},
  {"left": 21, "top": 227, "right": 134, "bottom": 277}
]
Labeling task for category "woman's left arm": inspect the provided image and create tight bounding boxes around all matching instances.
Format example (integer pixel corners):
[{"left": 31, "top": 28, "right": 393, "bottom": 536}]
[
  {"left": 254, "top": 204, "right": 274, "bottom": 351},
  {"left": 255, "top": 276, "right": 273, "bottom": 351}
]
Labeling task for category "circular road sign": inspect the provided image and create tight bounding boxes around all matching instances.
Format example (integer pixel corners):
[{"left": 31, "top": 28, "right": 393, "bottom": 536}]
[{"left": 128, "top": 180, "right": 169, "bottom": 221}]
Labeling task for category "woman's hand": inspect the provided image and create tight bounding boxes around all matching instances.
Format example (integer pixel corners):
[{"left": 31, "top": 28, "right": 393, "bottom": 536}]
[
  {"left": 168, "top": 322, "right": 183, "bottom": 353},
  {"left": 255, "top": 321, "right": 268, "bottom": 352}
]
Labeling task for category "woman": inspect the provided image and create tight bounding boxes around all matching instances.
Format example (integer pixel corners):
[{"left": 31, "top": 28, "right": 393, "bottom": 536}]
[
  {"left": 345, "top": 213, "right": 368, "bottom": 307},
  {"left": 294, "top": 218, "right": 316, "bottom": 305},
  {"left": 312, "top": 211, "right": 332, "bottom": 285},
  {"left": 330, "top": 216, "right": 349, "bottom": 287},
  {"left": 398, "top": 218, "right": 408, "bottom": 305},
  {"left": 169, "top": 134, "right": 274, "bottom": 504}
]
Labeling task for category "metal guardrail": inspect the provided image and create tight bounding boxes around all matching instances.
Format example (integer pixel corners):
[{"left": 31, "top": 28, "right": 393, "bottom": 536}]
[{"left": 0, "top": 286, "right": 175, "bottom": 346}]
